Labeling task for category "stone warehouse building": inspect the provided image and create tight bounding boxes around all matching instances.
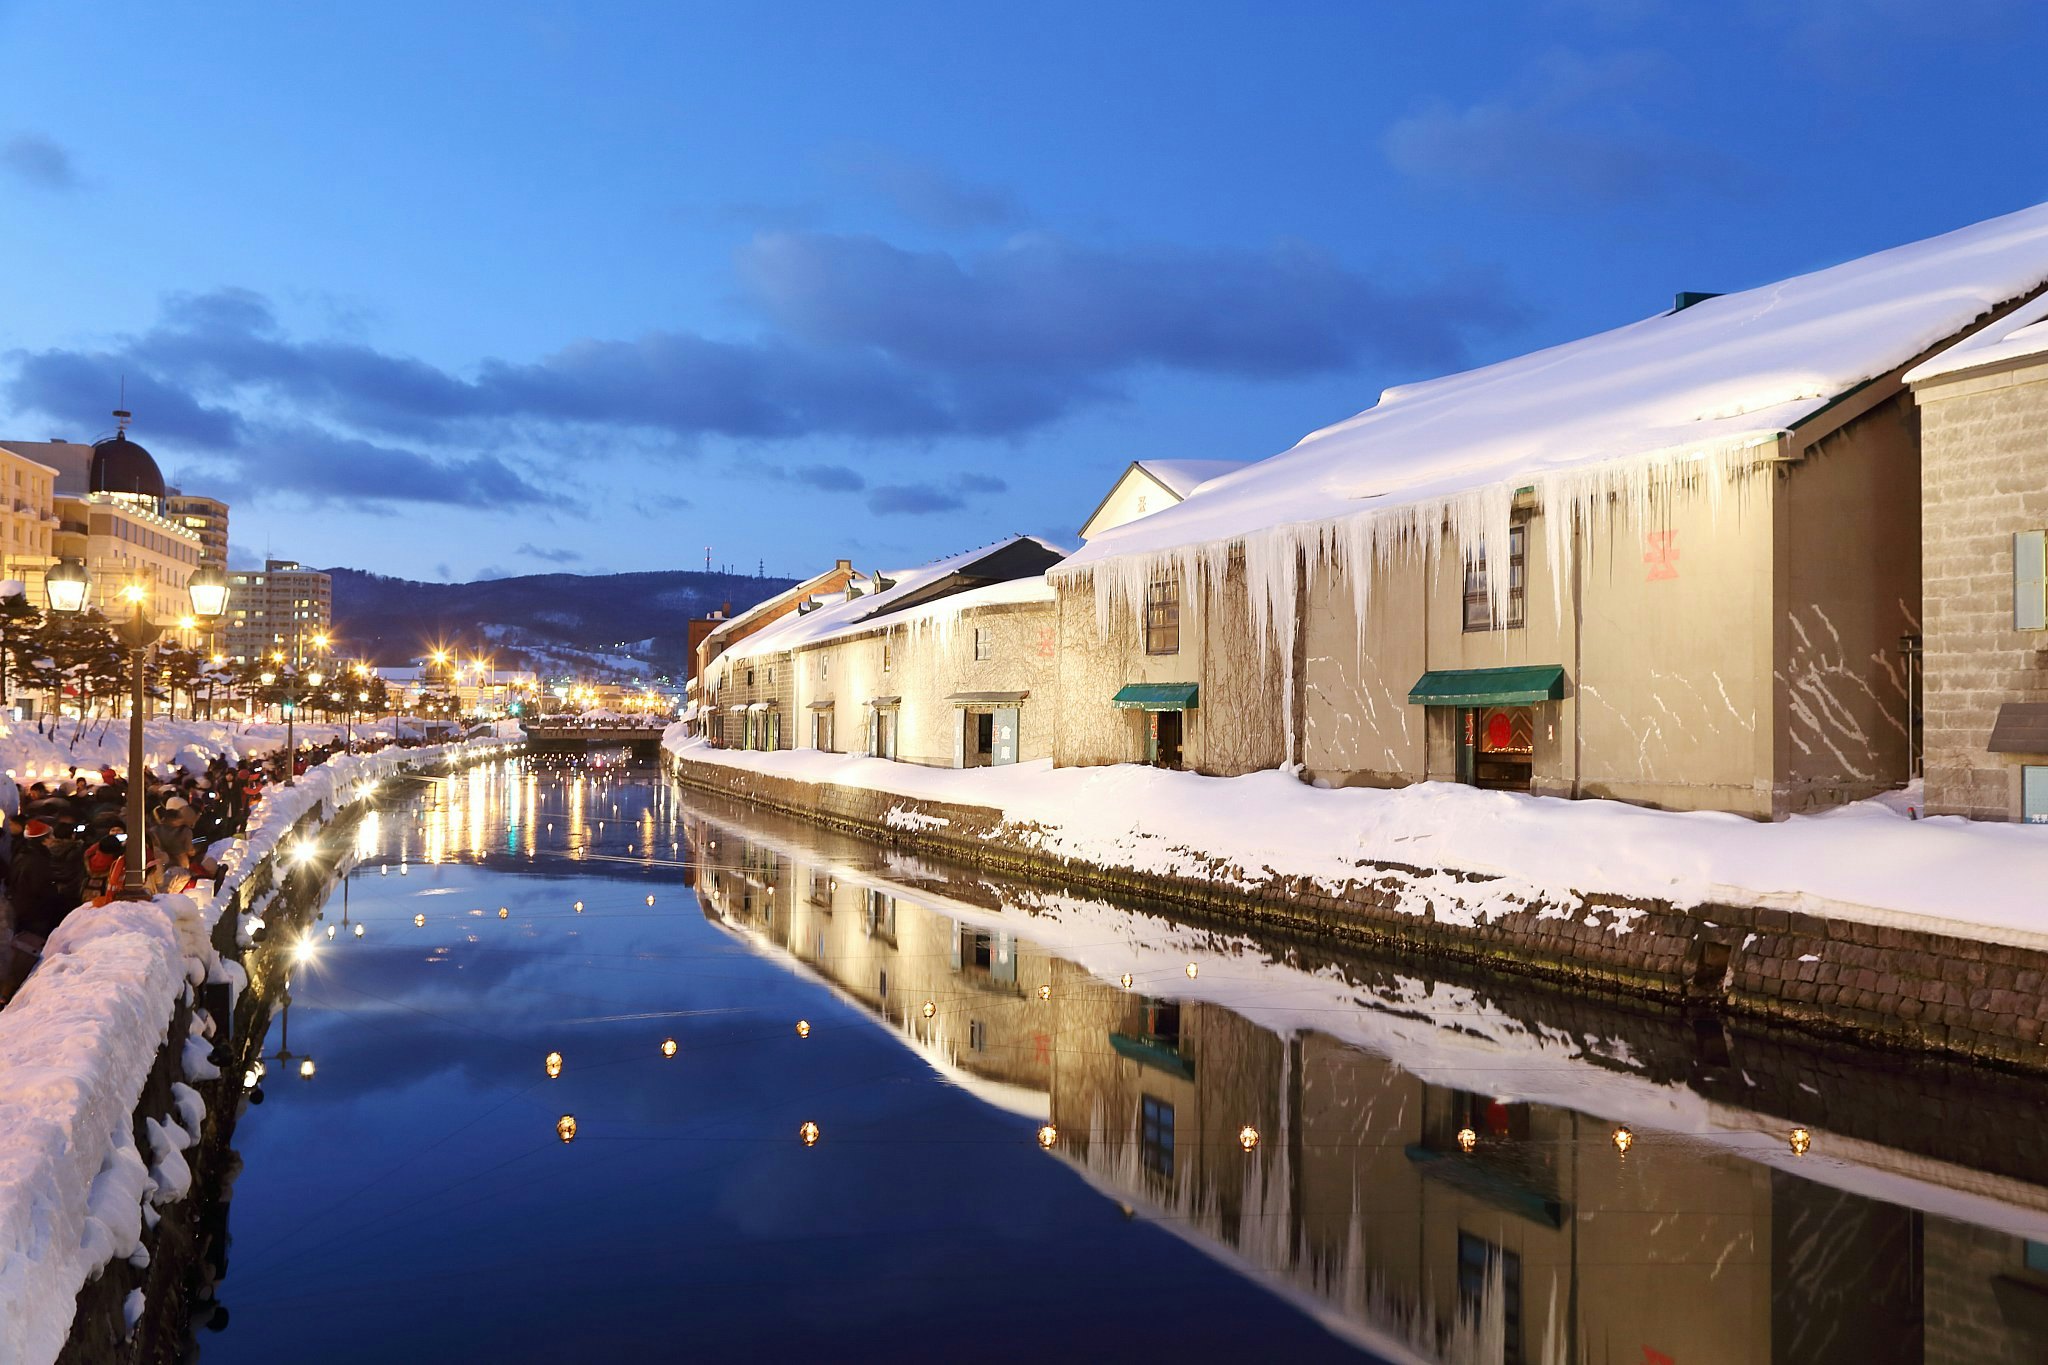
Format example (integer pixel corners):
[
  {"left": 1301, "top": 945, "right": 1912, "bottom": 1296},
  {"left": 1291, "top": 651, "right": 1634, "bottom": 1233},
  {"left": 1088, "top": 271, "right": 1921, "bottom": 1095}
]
[
  {"left": 1053, "top": 204, "right": 2048, "bottom": 818},
  {"left": 1907, "top": 294, "right": 2048, "bottom": 821},
  {"left": 701, "top": 536, "right": 1064, "bottom": 764}
]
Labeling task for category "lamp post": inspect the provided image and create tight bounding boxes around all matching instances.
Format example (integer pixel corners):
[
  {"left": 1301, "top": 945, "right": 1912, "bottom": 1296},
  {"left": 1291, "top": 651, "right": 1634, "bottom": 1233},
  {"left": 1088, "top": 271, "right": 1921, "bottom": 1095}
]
[{"left": 46, "top": 559, "right": 229, "bottom": 899}]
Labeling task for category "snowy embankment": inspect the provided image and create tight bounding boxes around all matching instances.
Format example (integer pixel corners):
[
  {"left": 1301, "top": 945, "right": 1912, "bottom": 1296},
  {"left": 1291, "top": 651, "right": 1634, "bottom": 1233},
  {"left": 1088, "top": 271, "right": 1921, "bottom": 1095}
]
[
  {"left": 0, "top": 732, "right": 517, "bottom": 1365},
  {"left": 1, "top": 717, "right": 349, "bottom": 791},
  {"left": 665, "top": 730, "right": 2048, "bottom": 948}
]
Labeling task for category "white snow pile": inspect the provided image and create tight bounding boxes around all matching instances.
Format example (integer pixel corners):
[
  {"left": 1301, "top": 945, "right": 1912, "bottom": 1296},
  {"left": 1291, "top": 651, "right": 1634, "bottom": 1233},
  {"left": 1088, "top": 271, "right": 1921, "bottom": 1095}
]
[
  {"left": 667, "top": 734, "right": 2048, "bottom": 947},
  {"left": 1056, "top": 202, "right": 2048, "bottom": 747},
  {"left": 0, "top": 732, "right": 517, "bottom": 1364},
  {"left": 1906, "top": 286, "right": 2048, "bottom": 384},
  {"left": 0, "top": 718, "right": 353, "bottom": 788}
]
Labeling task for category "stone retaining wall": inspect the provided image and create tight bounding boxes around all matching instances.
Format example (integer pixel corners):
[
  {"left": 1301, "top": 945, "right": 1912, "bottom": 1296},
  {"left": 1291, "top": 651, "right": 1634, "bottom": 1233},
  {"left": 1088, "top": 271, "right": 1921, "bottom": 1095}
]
[{"left": 667, "top": 750, "right": 2048, "bottom": 1073}]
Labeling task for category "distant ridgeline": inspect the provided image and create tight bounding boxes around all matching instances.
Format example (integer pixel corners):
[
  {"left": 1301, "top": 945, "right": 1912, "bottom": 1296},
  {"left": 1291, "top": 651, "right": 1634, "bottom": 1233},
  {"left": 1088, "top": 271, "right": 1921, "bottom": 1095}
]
[{"left": 326, "top": 566, "right": 797, "bottom": 675}]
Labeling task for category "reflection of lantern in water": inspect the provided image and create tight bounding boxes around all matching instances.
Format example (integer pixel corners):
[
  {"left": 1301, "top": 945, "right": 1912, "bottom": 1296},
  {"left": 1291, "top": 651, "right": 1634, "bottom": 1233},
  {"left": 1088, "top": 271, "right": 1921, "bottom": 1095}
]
[
  {"left": 498, "top": 907, "right": 509, "bottom": 919},
  {"left": 646, "top": 894, "right": 656, "bottom": 906},
  {"left": 1612, "top": 1126, "right": 1634, "bottom": 1155},
  {"left": 1456, "top": 1127, "right": 1478, "bottom": 1154},
  {"left": 799, "top": 1121, "right": 820, "bottom": 1147},
  {"left": 353, "top": 923, "right": 365, "bottom": 938},
  {"left": 325, "top": 924, "right": 336, "bottom": 940},
  {"left": 574, "top": 901, "right": 584, "bottom": 913},
  {"left": 1238, "top": 1125, "right": 1260, "bottom": 1152},
  {"left": 299, "top": 1059, "right": 316, "bottom": 1080},
  {"left": 545, "top": 1051, "right": 564, "bottom": 1079},
  {"left": 795, "top": 1019, "right": 811, "bottom": 1039},
  {"left": 660, "top": 1038, "right": 678, "bottom": 1058},
  {"left": 243, "top": 1068, "right": 260, "bottom": 1090},
  {"left": 921, "top": 1001, "right": 935, "bottom": 1019},
  {"left": 557, "top": 1115, "right": 577, "bottom": 1144},
  {"left": 413, "top": 913, "right": 426, "bottom": 927},
  {"left": 1185, "top": 963, "right": 1199, "bottom": 980},
  {"left": 1036, "top": 1123, "right": 1058, "bottom": 1149},
  {"left": 1038, "top": 984, "right": 1051, "bottom": 1001},
  {"left": 1119, "top": 973, "right": 1133, "bottom": 990},
  {"left": 1789, "top": 1127, "right": 1812, "bottom": 1156}
]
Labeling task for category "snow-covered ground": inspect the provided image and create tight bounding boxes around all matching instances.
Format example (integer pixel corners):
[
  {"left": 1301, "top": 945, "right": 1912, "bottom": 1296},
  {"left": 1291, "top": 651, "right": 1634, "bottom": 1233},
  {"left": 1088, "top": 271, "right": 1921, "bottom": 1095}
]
[
  {"left": 0, "top": 715, "right": 461, "bottom": 795},
  {"left": 0, "top": 732, "right": 517, "bottom": 1365},
  {"left": 666, "top": 731, "right": 2048, "bottom": 947}
]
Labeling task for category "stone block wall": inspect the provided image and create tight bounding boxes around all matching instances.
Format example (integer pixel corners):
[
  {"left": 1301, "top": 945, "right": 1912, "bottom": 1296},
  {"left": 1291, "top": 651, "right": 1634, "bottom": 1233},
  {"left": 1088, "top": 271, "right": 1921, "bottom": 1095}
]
[{"left": 1915, "top": 359, "right": 2048, "bottom": 819}]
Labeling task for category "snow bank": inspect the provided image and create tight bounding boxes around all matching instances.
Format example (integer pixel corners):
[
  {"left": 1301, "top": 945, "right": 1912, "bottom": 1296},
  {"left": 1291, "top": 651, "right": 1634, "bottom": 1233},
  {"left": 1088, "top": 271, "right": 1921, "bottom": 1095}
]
[
  {"left": 0, "top": 733, "right": 517, "bottom": 1363},
  {"left": 0, "top": 718, "right": 352, "bottom": 787},
  {"left": 666, "top": 734, "right": 2048, "bottom": 947}
]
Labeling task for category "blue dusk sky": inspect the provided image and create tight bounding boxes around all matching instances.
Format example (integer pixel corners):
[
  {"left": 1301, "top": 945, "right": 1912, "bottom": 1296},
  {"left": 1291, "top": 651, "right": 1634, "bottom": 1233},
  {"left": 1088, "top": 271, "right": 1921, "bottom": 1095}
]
[{"left": 1, "top": 0, "right": 2045, "bottom": 582}]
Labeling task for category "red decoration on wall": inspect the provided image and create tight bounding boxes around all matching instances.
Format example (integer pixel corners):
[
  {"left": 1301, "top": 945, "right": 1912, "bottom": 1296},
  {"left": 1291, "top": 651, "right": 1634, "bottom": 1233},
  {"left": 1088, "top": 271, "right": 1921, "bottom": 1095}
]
[
  {"left": 1037, "top": 626, "right": 1056, "bottom": 658},
  {"left": 1485, "top": 712, "right": 1514, "bottom": 751},
  {"left": 1641, "top": 1350, "right": 1675, "bottom": 1365},
  {"left": 1644, "top": 530, "right": 1679, "bottom": 580}
]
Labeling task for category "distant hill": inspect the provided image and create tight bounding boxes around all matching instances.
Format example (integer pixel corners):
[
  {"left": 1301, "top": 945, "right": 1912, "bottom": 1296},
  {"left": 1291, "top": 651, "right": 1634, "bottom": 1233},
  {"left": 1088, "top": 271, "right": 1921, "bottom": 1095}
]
[{"left": 326, "top": 566, "right": 797, "bottom": 679}]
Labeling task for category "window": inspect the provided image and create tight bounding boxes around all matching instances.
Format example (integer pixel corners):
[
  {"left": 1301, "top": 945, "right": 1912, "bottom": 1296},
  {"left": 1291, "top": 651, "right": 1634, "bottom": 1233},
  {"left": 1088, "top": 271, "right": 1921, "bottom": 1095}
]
[
  {"left": 1457, "top": 1233, "right": 1524, "bottom": 1365},
  {"left": 2016, "top": 530, "right": 2047, "bottom": 631},
  {"left": 974, "top": 628, "right": 992, "bottom": 661},
  {"left": 882, "top": 640, "right": 893, "bottom": 673},
  {"left": 820, "top": 655, "right": 829, "bottom": 681},
  {"left": 2025, "top": 767, "right": 2048, "bottom": 825},
  {"left": 1464, "top": 524, "right": 1527, "bottom": 631},
  {"left": 1140, "top": 1096, "right": 1175, "bottom": 1178},
  {"left": 1141, "top": 997, "right": 1180, "bottom": 1049},
  {"left": 1144, "top": 577, "right": 1180, "bottom": 655},
  {"left": 746, "top": 667, "right": 755, "bottom": 687},
  {"left": 969, "top": 1020, "right": 986, "bottom": 1053}
]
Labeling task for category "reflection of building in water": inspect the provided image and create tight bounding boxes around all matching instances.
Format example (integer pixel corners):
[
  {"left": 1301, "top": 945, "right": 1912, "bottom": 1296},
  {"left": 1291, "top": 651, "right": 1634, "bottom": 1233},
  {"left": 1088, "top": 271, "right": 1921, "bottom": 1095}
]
[{"left": 683, "top": 802, "right": 2048, "bottom": 1364}]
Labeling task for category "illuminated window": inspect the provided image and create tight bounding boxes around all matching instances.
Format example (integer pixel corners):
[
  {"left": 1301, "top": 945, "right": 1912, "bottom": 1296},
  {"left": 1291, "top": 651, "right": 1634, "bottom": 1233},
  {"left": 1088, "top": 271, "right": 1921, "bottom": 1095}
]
[{"left": 1144, "top": 578, "right": 1179, "bottom": 655}]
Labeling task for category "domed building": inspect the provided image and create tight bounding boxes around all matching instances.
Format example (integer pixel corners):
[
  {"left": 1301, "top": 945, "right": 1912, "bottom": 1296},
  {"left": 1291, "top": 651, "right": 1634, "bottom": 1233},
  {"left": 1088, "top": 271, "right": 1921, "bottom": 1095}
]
[{"left": 88, "top": 425, "right": 168, "bottom": 510}]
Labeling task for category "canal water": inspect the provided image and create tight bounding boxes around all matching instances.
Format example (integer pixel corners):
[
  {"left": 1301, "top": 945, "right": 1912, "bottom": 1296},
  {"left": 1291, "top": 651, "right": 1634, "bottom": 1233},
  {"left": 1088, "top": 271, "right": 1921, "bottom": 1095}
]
[{"left": 191, "top": 755, "right": 2048, "bottom": 1363}]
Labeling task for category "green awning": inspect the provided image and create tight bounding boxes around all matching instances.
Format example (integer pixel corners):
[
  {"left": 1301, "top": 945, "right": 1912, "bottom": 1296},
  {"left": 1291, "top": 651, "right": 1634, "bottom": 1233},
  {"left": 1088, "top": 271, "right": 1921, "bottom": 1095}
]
[
  {"left": 1408, "top": 665, "right": 1566, "bottom": 707},
  {"left": 1109, "top": 1031, "right": 1196, "bottom": 1080},
  {"left": 1112, "top": 682, "right": 1198, "bottom": 711}
]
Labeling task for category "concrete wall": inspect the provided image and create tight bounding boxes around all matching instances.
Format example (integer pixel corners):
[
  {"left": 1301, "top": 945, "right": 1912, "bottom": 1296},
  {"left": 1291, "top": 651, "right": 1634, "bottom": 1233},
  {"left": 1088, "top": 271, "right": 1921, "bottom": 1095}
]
[
  {"left": 1053, "top": 555, "right": 1283, "bottom": 775},
  {"left": 1300, "top": 478, "right": 1780, "bottom": 815},
  {"left": 1915, "top": 357, "right": 2048, "bottom": 819},
  {"left": 788, "top": 597, "right": 1057, "bottom": 767},
  {"left": 1774, "top": 392, "right": 1923, "bottom": 812}
]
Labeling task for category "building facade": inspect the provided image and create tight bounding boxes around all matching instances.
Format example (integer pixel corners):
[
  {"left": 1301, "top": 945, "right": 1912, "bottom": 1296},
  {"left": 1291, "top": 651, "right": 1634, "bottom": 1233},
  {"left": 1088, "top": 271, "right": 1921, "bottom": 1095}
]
[
  {"left": 0, "top": 444, "right": 58, "bottom": 603},
  {"left": 1907, "top": 294, "right": 2048, "bottom": 820},
  {"left": 224, "top": 559, "right": 333, "bottom": 665},
  {"left": 52, "top": 492, "right": 205, "bottom": 631},
  {"left": 165, "top": 493, "right": 230, "bottom": 568}
]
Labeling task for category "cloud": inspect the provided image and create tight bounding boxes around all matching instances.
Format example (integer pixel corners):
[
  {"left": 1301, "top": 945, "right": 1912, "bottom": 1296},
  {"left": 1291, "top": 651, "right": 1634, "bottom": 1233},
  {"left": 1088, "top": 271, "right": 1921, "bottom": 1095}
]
[
  {"left": 1384, "top": 50, "right": 1756, "bottom": 205},
  {"left": 1, "top": 133, "right": 76, "bottom": 190},
  {"left": 516, "top": 543, "right": 583, "bottom": 564},
  {"left": 738, "top": 229, "right": 1518, "bottom": 379},
  {"left": 4, "top": 230, "right": 1519, "bottom": 501},
  {"left": 864, "top": 471, "right": 1010, "bottom": 517},
  {"left": 831, "top": 146, "right": 1027, "bottom": 231}
]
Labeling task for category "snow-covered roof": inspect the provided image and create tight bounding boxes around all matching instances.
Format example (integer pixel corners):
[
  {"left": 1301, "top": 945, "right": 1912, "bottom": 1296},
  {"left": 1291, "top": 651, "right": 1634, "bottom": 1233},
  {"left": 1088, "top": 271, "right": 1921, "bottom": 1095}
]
[
  {"left": 1906, "top": 289, "right": 2048, "bottom": 385},
  {"left": 1134, "top": 459, "right": 1247, "bottom": 499},
  {"left": 1066, "top": 201, "right": 2048, "bottom": 576},
  {"left": 718, "top": 536, "right": 1062, "bottom": 665}
]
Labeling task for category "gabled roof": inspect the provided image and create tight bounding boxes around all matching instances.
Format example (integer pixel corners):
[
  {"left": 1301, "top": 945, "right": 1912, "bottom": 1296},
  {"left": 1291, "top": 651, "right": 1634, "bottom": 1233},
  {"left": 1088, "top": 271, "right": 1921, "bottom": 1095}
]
[
  {"left": 1907, "top": 289, "right": 2048, "bottom": 386},
  {"left": 717, "top": 536, "right": 1065, "bottom": 664},
  {"left": 1135, "top": 459, "right": 1246, "bottom": 499},
  {"left": 1066, "top": 201, "right": 2048, "bottom": 572}
]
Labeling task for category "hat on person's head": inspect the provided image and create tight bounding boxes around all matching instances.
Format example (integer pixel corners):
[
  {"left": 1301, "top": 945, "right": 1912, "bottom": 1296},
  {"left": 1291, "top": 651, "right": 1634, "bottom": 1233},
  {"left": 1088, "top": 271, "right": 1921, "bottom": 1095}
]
[
  {"left": 99, "top": 767, "right": 117, "bottom": 782},
  {"left": 164, "top": 796, "right": 189, "bottom": 811},
  {"left": 23, "top": 819, "right": 51, "bottom": 839}
]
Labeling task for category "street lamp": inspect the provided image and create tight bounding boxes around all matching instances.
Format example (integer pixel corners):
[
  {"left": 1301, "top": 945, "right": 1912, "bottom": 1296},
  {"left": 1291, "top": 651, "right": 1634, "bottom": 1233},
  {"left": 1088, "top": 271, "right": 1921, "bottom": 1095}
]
[{"left": 46, "top": 562, "right": 228, "bottom": 898}]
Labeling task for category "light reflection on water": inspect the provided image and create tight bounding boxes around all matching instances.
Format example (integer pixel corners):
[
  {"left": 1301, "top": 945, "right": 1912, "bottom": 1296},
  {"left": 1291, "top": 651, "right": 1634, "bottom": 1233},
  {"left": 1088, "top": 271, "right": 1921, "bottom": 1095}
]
[{"left": 204, "top": 757, "right": 2048, "bottom": 1364}]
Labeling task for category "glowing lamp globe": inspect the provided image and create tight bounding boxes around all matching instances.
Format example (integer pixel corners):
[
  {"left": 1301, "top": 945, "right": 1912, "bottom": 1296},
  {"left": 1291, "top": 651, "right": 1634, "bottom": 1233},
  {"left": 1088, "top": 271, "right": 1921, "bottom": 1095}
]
[
  {"left": 795, "top": 1019, "right": 811, "bottom": 1039},
  {"left": 1456, "top": 1127, "right": 1478, "bottom": 1154},
  {"left": 298, "top": 1058, "right": 316, "bottom": 1080},
  {"left": 1036, "top": 1124, "right": 1058, "bottom": 1150},
  {"left": 187, "top": 567, "right": 230, "bottom": 619},
  {"left": 1789, "top": 1127, "right": 1812, "bottom": 1156},
  {"left": 1119, "top": 973, "right": 1133, "bottom": 990},
  {"left": 1612, "top": 1126, "right": 1635, "bottom": 1155},
  {"left": 498, "top": 907, "right": 509, "bottom": 919},
  {"left": 1238, "top": 1125, "right": 1260, "bottom": 1152},
  {"left": 44, "top": 557, "right": 90, "bottom": 615},
  {"left": 557, "top": 1115, "right": 577, "bottom": 1144},
  {"left": 799, "top": 1121, "right": 820, "bottom": 1147},
  {"left": 1185, "top": 963, "right": 1199, "bottom": 980},
  {"left": 661, "top": 1038, "right": 678, "bottom": 1058},
  {"left": 921, "top": 1001, "right": 935, "bottom": 1020},
  {"left": 545, "top": 1051, "right": 564, "bottom": 1079},
  {"left": 1038, "top": 984, "right": 1051, "bottom": 1001},
  {"left": 413, "top": 913, "right": 426, "bottom": 928},
  {"left": 353, "top": 923, "right": 365, "bottom": 938}
]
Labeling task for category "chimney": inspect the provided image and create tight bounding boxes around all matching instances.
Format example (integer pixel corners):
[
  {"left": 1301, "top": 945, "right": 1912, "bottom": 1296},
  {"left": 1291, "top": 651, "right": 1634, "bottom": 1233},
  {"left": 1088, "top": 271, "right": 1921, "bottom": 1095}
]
[{"left": 1672, "top": 291, "right": 1721, "bottom": 313}]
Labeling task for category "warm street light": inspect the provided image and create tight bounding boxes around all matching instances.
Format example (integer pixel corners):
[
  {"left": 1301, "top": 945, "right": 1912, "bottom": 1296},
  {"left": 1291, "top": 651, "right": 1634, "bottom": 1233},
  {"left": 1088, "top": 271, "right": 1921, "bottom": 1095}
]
[{"left": 46, "top": 561, "right": 229, "bottom": 898}]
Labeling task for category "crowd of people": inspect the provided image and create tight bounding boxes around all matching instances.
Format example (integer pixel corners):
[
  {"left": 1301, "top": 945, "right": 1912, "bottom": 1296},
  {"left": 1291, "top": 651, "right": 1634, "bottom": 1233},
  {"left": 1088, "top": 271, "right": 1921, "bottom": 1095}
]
[{"left": 0, "top": 737, "right": 373, "bottom": 1005}]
